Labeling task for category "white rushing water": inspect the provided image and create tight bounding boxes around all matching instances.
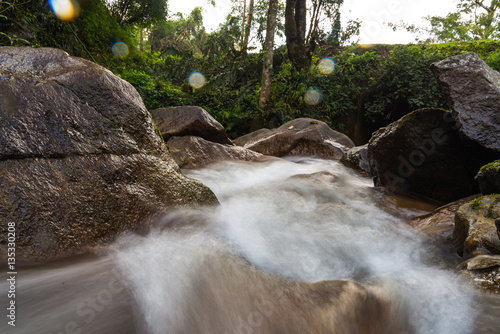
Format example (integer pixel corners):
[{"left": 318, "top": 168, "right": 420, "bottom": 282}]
[{"left": 3, "top": 157, "right": 496, "bottom": 334}]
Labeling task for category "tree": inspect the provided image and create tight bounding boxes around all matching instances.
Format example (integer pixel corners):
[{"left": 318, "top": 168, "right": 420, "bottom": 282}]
[
  {"left": 285, "top": 0, "right": 347, "bottom": 70},
  {"left": 390, "top": 0, "right": 500, "bottom": 42},
  {"left": 258, "top": 0, "right": 278, "bottom": 110},
  {"left": 107, "top": 0, "right": 168, "bottom": 26}
]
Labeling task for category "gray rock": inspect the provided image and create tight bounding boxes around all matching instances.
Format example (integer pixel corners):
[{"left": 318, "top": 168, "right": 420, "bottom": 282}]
[
  {"left": 167, "top": 135, "right": 269, "bottom": 169},
  {"left": 151, "top": 106, "right": 232, "bottom": 145},
  {"left": 367, "top": 108, "right": 483, "bottom": 204},
  {"left": 0, "top": 47, "right": 218, "bottom": 263},
  {"left": 476, "top": 160, "right": 500, "bottom": 195},
  {"left": 431, "top": 52, "right": 500, "bottom": 152},
  {"left": 239, "top": 118, "right": 354, "bottom": 160},
  {"left": 340, "top": 144, "right": 370, "bottom": 175}
]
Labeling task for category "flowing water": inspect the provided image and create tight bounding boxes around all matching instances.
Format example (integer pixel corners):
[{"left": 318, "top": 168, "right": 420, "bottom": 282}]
[{"left": 2, "top": 157, "right": 500, "bottom": 334}]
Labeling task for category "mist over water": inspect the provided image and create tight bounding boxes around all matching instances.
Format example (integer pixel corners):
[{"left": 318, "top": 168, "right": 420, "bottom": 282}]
[{"left": 4, "top": 157, "right": 499, "bottom": 333}]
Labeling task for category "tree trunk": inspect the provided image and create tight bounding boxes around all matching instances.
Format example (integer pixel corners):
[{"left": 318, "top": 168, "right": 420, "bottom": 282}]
[
  {"left": 258, "top": 0, "right": 279, "bottom": 110},
  {"left": 241, "top": 0, "right": 247, "bottom": 48},
  {"left": 139, "top": 28, "right": 144, "bottom": 51},
  {"left": 285, "top": 0, "right": 309, "bottom": 70},
  {"left": 242, "top": 0, "right": 255, "bottom": 53}
]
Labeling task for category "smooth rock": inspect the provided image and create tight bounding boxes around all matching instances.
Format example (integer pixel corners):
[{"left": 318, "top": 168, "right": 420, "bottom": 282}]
[
  {"left": 167, "top": 135, "right": 269, "bottom": 169},
  {"left": 431, "top": 52, "right": 500, "bottom": 152},
  {"left": 367, "top": 108, "right": 485, "bottom": 204},
  {"left": 151, "top": 106, "right": 232, "bottom": 145},
  {"left": 0, "top": 47, "right": 218, "bottom": 263},
  {"left": 240, "top": 118, "right": 354, "bottom": 160}
]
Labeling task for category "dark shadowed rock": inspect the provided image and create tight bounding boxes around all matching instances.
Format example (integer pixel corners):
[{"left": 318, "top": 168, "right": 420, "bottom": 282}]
[
  {"left": 151, "top": 106, "right": 232, "bottom": 145},
  {"left": 233, "top": 128, "right": 273, "bottom": 147},
  {"left": 476, "top": 160, "right": 500, "bottom": 195},
  {"left": 239, "top": 118, "right": 354, "bottom": 160},
  {"left": 431, "top": 52, "right": 500, "bottom": 153},
  {"left": 0, "top": 47, "right": 218, "bottom": 263},
  {"left": 367, "top": 108, "right": 486, "bottom": 204},
  {"left": 454, "top": 195, "right": 500, "bottom": 258},
  {"left": 340, "top": 144, "right": 370, "bottom": 175},
  {"left": 167, "top": 135, "right": 269, "bottom": 169}
]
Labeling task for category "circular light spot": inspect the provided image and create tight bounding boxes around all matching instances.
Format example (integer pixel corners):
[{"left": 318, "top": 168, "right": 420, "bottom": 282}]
[
  {"left": 188, "top": 72, "right": 206, "bottom": 89},
  {"left": 48, "top": 0, "right": 80, "bottom": 21},
  {"left": 304, "top": 89, "right": 322, "bottom": 106},
  {"left": 318, "top": 58, "right": 336, "bottom": 75},
  {"left": 111, "top": 41, "right": 129, "bottom": 58}
]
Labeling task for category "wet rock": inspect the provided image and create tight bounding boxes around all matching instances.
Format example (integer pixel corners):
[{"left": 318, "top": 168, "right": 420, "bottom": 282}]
[
  {"left": 459, "top": 255, "right": 500, "bottom": 294},
  {"left": 367, "top": 108, "right": 485, "bottom": 204},
  {"left": 476, "top": 160, "right": 500, "bottom": 195},
  {"left": 0, "top": 47, "right": 218, "bottom": 263},
  {"left": 238, "top": 118, "right": 354, "bottom": 160},
  {"left": 454, "top": 195, "right": 500, "bottom": 258},
  {"left": 340, "top": 144, "right": 370, "bottom": 175},
  {"left": 233, "top": 128, "right": 273, "bottom": 147},
  {"left": 151, "top": 106, "right": 232, "bottom": 145},
  {"left": 167, "top": 135, "right": 269, "bottom": 169},
  {"left": 431, "top": 52, "right": 500, "bottom": 153},
  {"left": 408, "top": 196, "right": 478, "bottom": 245}
]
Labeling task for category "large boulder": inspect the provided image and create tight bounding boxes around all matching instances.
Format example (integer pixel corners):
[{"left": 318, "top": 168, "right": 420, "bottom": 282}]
[
  {"left": 431, "top": 52, "right": 500, "bottom": 153},
  {"left": 367, "top": 108, "right": 486, "bottom": 204},
  {"left": 453, "top": 195, "right": 500, "bottom": 259},
  {"left": 0, "top": 47, "right": 218, "bottom": 263},
  {"left": 167, "top": 136, "right": 268, "bottom": 169},
  {"left": 237, "top": 118, "right": 354, "bottom": 159},
  {"left": 151, "top": 106, "right": 233, "bottom": 145},
  {"left": 476, "top": 160, "right": 500, "bottom": 195},
  {"left": 233, "top": 128, "right": 273, "bottom": 147},
  {"left": 340, "top": 144, "right": 370, "bottom": 175}
]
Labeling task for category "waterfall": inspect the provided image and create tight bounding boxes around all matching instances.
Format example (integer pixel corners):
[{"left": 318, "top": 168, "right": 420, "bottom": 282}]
[{"left": 2, "top": 158, "right": 498, "bottom": 334}]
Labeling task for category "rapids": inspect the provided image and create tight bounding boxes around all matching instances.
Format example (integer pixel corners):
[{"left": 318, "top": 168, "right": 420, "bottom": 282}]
[{"left": 1, "top": 157, "right": 499, "bottom": 334}]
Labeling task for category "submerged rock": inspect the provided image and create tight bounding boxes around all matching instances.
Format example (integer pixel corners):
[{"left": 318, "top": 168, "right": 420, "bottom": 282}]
[
  {"left": 0, "top": 47, "right": 218, "bottom": 263},
  {"left": 151, "top": 106, "right": 233, "bottom": 145},
  {"left": 431, "top": 52, "right": 500, "bottom": 153},
  {"left": 367, "top": 108, "right": 484, "bottom": 204},
  {"left": 237, "top": 118, "right": 354, "bottom": 160},
  {"left": 453, "top": 195, "right": 500, "bottom": 258},
  {"left": 167, "top": 135, "right": 269, "bottom": 169}
]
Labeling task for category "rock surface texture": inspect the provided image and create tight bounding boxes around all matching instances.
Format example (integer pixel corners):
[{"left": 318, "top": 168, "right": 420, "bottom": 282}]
[
  {"left": 151, "top": 106, "right": 233, "bottom": 145},
  {"left": 235, "top": 118, "right": 354, "bottom": 160},
  {"left": 476, "top": 160, "right": 500, "bottom": 195},
  {"left": 453, "top": 195, "right": 500, "bottom": 258},
  {"left": 340, "top": 144, "right": 370, "bottom": 175},
  {"left": 367, "top": 108, "right": 483, "bottom": 204},
  {"left": 431, "top": 52, "right": 500, "bottom": 153},
  {"left": 0, "top": 47, "right": 218, "bottom": 263},
  {"left": 167, "top": 136, "right": 268, "bottom": 169}
]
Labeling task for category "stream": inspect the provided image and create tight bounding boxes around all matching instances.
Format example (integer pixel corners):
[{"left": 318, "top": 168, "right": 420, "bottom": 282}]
[{"left": 2, "top": 157, "right": 500, "bottom": 333}]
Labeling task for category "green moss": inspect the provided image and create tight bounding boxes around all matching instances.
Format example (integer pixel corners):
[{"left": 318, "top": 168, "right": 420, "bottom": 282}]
[
  {"left": 486, "top": 194, "right": 500, "bottom": 218},
  {"left": 470, "top": 194, "right": 500, "bottom": 217},
  {"left": 480, "top": 159, "right": 500, "bottom": 174}
]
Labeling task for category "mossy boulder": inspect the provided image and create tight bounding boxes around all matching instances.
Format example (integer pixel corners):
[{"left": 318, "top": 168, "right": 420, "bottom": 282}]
[
  {"left": 453, "top": 195, "right": 500, "bottom": 258},
  {"left": 0, "top": 47, "right": 218, "bottom": 263},
  {"left": 476, "top": 160, "right": 500, "bottom": 195}
]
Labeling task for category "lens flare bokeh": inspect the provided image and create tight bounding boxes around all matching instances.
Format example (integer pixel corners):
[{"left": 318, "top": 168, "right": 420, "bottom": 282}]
[
  {"left": 188, "top": 72, "right": 206, "bottom": 89},
  {"left": 304, "top": 89, "right": 323, "bottom": 106},
  {"left": 48, "top": 0, "right": 81, "bottom": 21},
  {"left": 318, "top": 58, "right": 336, "bottom": 75},
  {"left": 111, "top": 41, "right": 130, "bottom": 58}
]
